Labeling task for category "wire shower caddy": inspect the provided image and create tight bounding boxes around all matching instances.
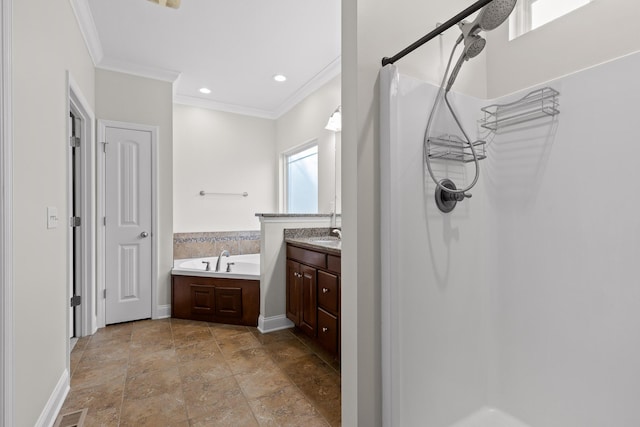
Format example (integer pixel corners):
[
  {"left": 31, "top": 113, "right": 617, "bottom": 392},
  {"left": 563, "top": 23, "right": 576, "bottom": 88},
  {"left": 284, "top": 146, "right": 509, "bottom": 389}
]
[{"left": 480, "top": 87, "right": 560, "bottom": 131}]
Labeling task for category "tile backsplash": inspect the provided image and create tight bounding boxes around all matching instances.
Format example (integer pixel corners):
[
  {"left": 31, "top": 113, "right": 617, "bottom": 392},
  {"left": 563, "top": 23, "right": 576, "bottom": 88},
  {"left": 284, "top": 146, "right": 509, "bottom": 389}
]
[{"left": 173, "top": 230, "right": 260, "bottom": 259}]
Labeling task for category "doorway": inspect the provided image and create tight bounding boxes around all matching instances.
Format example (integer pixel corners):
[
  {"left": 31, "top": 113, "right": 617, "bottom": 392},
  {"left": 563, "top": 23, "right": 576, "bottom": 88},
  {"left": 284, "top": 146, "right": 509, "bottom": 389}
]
[{"left": 67, "top": 73, "right": 97, "bottom": 347}]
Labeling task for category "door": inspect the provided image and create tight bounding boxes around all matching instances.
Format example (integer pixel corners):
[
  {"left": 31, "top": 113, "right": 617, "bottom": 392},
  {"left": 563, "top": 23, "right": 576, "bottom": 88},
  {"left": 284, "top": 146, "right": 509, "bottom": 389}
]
[
  {"left": 104, "top": 125, "right": 152, "bottom": 324},
  {"left": 69, "top": 112, "right": 82, "bottom": 337}
]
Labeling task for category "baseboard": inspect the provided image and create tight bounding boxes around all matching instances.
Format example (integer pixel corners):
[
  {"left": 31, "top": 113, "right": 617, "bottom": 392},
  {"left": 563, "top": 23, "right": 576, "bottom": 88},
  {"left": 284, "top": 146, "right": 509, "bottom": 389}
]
[
  {"left": 155, "top": 304, "right": 171, "bottom": 319},
  {"left": 35, "top": 369, "right": 69, "bottom": 427},
  {"left": 257, "top": 314, "right": 294, "bottom": 334}
]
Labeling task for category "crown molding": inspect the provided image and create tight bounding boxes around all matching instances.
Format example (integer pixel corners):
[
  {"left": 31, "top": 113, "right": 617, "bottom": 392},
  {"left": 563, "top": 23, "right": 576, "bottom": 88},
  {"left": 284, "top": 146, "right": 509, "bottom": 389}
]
[
  {"left": 173, "top": 94, "right": 278, "bottom": 120},
  {"left": 69, "top": 0, "right": 103, "bottom": 65},
  {"left": 97, "top": 58, "right": 181, "bottom": 83},
  {"left": 272, "top": 56, "right": 341, "bottom": 118}
]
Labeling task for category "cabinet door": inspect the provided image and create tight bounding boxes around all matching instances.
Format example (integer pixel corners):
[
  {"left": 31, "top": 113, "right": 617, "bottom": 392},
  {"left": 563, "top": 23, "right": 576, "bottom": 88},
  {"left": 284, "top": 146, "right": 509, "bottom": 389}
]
[
  {"left": 286, "top": 260, "right": 302, "bottom": 325},
  {"left": 300, "top": 264, "right": 317, "bottom": 337},
  {"left": 190, "top": 284, "right": 215, "bottom": 317}
]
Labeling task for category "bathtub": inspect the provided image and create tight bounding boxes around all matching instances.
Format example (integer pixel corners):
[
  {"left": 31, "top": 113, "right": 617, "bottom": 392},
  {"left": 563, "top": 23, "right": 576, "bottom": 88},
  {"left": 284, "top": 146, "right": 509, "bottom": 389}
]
[{"left": 171, "top": 253, "right": 260, "bottom": 281}]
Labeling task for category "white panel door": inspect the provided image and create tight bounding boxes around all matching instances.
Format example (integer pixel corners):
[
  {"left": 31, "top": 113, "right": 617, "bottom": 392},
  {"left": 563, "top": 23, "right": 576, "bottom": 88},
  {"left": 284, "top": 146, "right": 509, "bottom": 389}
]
[{"left": 105, "top": 125, "right": 152, "bottom": 324}]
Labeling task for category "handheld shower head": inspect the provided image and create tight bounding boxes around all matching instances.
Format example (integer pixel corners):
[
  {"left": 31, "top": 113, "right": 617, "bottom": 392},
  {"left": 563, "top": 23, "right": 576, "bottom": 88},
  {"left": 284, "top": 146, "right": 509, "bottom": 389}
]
[
  {"left": 445, "top": 35, "right": 485, "bottom": 91},
  {"left": 464, "top": 34, "right": 486, "bottom": 58},
  {"left": 447, "top": 0, "right": 516, "bottom": 91},
  {"left": 460, "top": 0, "right": 517, "bottom": 37}
]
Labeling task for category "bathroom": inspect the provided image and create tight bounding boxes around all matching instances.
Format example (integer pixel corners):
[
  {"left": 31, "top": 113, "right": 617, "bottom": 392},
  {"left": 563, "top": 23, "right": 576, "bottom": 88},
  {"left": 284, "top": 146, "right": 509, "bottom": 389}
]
[{"left": 3, "top": 0, "right": 640, "bottom": 426}]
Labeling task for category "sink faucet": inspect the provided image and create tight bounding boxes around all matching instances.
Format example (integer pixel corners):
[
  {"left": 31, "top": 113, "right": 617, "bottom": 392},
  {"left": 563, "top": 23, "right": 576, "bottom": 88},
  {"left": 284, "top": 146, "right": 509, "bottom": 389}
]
[
  {"left": 215, "top": 249, "right": 230, "bottom": 272},
  {"left": 332, "top": 229, "right": 342, "bottom": 240}
]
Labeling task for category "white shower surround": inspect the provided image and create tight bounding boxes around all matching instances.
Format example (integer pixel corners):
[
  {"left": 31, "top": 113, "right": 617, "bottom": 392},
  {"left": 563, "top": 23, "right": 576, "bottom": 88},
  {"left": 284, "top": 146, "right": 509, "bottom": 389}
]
[{"left": 381, "top": 50, "right": 640, "bottom": 427}]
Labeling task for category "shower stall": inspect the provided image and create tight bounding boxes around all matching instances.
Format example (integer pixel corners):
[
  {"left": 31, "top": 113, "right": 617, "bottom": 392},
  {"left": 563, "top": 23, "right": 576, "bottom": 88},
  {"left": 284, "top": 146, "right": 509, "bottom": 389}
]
[{"left": 380, "top": 2, "right": 640, "bottom": 426}]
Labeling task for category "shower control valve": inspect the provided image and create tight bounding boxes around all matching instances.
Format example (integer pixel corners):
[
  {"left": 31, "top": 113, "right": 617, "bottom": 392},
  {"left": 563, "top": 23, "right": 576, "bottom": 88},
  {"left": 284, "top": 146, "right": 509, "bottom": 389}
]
[{"left": 435, "top": 179, "right": 471, "bottom": 213}]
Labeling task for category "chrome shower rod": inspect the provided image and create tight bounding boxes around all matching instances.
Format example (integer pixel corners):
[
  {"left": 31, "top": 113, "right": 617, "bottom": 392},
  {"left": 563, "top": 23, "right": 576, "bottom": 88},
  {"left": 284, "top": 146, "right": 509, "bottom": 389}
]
[{"left": 381, "top": 0, "right": 494, "bottom": 67}]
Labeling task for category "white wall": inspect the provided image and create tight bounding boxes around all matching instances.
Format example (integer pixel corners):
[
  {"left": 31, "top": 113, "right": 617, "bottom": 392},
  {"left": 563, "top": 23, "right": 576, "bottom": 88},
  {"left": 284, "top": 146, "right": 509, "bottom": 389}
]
[
  {"left": 486, "top": 51, "right": 640, "bottom": 427},
  {"left": 276, "top": 75, "right": 341, "bottom": 214},
  {"left": 487, "top": 0, "right": 640, "bottom": 97},
  {"left": 95, "top": 69, "right": 174, "bottom": 309},
  {"left": 173, "top": 104, "right": 277, "bottom": 232},
  {"left": 12, "top": 0, "right": 95, "bottom": 425}
]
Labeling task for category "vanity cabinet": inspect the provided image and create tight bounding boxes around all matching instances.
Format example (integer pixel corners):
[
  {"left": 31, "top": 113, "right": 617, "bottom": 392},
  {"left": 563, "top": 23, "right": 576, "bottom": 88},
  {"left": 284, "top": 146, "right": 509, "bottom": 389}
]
[
  {"left": 171, "top": 275, "right": 259, "bottom": 326},
  {"left": 286, "top": 242, "right": 341, "bottom": 357}
]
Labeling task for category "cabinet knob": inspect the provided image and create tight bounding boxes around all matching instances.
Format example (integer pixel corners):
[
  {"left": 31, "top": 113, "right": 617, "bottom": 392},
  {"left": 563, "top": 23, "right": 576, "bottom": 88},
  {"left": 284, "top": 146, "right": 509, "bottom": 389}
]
[
  {"left": 322, "top": 327, "right": 329, "bottom": 333},
  {"left": 322, "top": 287, "right": 329, "bottom": 294}
]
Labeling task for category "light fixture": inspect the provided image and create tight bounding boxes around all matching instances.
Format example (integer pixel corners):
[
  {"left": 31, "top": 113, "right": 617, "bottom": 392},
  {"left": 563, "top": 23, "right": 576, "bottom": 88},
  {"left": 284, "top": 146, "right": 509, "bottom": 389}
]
[
  {"left": 199, "top": 87, "right": 211, "bottom": 94},
  {"left": 273, "top": 74, "right": 287, "bottom": 83},
  {"left": 325, "top": 106, "right": 341, "bottom": 132}
]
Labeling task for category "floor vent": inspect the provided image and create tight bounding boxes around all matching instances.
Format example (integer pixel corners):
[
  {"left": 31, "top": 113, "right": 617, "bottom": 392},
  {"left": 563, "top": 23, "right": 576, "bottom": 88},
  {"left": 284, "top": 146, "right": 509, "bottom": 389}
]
[{"left": 53, "top": 408, "right": 87, "bottom": 427}]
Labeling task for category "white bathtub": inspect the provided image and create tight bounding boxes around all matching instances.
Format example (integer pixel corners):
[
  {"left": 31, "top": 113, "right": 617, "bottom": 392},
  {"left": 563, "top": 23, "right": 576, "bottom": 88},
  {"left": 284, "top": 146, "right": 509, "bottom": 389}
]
[{"left": 171, "top": 253, "right": 260, "bottom": 281}]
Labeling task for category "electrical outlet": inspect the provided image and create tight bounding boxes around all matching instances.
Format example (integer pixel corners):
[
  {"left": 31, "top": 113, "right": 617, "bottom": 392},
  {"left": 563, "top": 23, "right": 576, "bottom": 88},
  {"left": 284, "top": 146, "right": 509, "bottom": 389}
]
[{"left": 47, "top": 206, "right": 58, "bottom": 229}]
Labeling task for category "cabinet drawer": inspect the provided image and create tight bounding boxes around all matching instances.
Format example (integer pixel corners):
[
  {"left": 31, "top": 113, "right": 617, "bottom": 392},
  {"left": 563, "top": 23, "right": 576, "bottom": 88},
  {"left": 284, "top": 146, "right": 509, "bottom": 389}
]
[
  {"left": 287, "top": 245, "right": 326, "bottom": 270},
  {"left": 317, "top": 270, "right": 339, "bottom": 315},
  {"left": 317, "top": 308, "right": 338, "bottom": 354}
]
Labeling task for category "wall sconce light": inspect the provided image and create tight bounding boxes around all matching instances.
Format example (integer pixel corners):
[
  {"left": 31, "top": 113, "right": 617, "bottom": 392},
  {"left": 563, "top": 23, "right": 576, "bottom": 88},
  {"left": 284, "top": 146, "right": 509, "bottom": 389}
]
[{"left": 325, "top": 106, "right": 342, "bottom": 132}]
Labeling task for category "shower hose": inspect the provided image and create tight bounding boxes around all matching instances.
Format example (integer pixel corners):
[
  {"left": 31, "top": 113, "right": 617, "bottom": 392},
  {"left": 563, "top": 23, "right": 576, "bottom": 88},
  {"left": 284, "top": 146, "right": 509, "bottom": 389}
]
[{"left": 423, "top": 36, "right": 481, "bottom": 195}]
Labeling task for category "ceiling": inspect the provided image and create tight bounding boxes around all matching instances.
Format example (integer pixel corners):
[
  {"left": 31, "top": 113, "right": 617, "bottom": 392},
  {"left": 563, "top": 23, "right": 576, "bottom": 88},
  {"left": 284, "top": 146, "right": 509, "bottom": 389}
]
[{"left": 74, "top": 0, "right": 341, "bottom": 119}]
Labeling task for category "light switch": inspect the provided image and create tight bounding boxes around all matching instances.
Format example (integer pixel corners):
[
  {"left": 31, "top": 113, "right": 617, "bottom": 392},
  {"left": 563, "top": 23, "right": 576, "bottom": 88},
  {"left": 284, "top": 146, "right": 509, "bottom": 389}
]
[{"left": 47, "top": 206, "right": 58, "bottom": 229}]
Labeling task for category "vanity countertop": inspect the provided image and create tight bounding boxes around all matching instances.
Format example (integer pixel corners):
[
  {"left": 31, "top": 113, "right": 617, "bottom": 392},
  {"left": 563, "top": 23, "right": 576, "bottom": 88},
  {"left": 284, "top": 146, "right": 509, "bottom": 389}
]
[{"left": 285, "top": 237, "right": 341, "bottom": 255}]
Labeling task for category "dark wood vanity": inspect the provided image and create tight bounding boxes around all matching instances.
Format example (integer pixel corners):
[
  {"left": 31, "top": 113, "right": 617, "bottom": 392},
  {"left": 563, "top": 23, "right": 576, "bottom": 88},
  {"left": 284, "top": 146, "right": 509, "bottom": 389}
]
[
  {"left": 171, "top": 275, "right": 260, "bottom": 326},
  {"left": 286, "top": 241, "right": 341, "bottom": 357}
]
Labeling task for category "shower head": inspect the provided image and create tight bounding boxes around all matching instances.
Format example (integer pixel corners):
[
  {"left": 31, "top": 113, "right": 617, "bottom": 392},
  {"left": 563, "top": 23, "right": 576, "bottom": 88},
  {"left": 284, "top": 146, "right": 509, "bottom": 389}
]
[
  {"left": 445, "top": 35, "right": 485, "bottom": 91},
  {"left": 464, "top": 35, "right": 486, "bottom": 59},
  {"left": 460, "top": 0, "right": 517, "bottom": 37},
  {"left": 445, "top": 0, "right": 516, "bottom": 92}
]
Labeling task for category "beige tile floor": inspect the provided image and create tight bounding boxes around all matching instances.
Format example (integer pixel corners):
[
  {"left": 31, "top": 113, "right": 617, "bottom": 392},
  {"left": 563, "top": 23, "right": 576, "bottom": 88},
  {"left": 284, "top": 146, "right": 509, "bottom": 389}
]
[{"left": 61, "top": 319, "right": 341, "bottom": 426}]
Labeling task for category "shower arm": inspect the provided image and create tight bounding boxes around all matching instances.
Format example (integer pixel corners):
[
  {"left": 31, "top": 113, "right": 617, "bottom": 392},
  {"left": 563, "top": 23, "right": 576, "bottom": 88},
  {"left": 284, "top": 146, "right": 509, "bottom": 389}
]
[{"left": 381, "top": 0, "right": 493, "bottom": 67}]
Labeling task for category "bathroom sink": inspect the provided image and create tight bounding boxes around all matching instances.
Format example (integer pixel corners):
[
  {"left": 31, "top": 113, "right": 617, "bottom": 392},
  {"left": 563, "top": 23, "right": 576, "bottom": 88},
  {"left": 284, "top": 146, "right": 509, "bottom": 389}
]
[{"left": 311, "top": 239, "right": 338, "bottom": 244}]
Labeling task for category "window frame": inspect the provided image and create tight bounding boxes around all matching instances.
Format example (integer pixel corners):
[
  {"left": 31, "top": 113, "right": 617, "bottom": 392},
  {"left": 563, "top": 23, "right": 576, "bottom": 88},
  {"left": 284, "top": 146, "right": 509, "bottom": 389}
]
[{"left": 510, "top": 0, "right": 593, "bottom": 40}]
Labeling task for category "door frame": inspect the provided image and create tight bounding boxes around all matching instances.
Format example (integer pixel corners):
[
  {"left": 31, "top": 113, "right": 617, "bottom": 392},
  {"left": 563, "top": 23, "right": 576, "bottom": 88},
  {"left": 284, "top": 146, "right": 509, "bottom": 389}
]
[
  {"left": 1, "top": 0, "right": 13, "bottom": 424},
  {"left": 66, "top": 72, "right": 97, "bottom": 342},
  {"left": 97, "top": 120, "right": 159, "bottom": 327}
]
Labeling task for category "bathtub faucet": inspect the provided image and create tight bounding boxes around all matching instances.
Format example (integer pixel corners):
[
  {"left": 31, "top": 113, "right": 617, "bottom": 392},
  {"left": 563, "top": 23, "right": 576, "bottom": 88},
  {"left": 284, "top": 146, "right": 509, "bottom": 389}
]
[{"left": 215, "top": 250, "right": 230, "bottom": 272}]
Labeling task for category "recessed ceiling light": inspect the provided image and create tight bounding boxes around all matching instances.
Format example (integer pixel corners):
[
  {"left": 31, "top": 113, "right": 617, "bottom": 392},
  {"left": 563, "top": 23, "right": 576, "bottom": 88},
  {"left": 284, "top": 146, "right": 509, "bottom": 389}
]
[
  {"left": 273, "top": 74, "right": 287, "bottom": 82},
  {"left": 199, "top": 87, "right": 211, "bottom": 94}
]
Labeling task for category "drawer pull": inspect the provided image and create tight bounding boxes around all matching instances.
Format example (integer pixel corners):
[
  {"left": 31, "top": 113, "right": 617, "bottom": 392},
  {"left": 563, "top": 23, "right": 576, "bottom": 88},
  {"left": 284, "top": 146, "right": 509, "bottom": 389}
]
[
  {"left": 322, "top": 287, "right": 330, "bottom": 294},
  {"left": 322, "top": 327, "right": 329, "bottom": 333}
]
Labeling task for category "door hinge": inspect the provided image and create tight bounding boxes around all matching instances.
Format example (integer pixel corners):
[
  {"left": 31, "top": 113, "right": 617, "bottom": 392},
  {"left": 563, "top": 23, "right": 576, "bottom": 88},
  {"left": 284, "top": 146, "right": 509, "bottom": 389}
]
[
  {"left": 103, "top": 216, "right": 106, "bottom": 226},
  {"left": 102, "top": 141, "right": 108, "bottom": 152},
  {"left": 70, "top": 216, "right": 81, "bottom": 227},
  {"left": 103, "top": 289, "right": 107, "bottom": 299},
  {"left": 70, "top": 295, "right": 81, "bottom": 307},
  {"left": 70, "top": 136, "right": 80, "bottom": 148}
]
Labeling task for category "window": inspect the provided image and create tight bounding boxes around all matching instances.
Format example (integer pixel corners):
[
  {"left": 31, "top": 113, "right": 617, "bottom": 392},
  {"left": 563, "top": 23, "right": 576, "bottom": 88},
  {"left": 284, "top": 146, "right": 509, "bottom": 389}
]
[
  {"left": 510, "top": 0, "right": 593, "bottom": 40},
  {"left": 285, "top": 143, "right": 318, "bottom": 213}
]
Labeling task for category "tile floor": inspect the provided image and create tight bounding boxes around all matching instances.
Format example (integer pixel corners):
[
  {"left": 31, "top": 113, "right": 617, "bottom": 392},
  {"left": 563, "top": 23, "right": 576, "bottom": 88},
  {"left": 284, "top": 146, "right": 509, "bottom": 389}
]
[{"left": 61, "top": 318, "right": 341, "bottom": 426}]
